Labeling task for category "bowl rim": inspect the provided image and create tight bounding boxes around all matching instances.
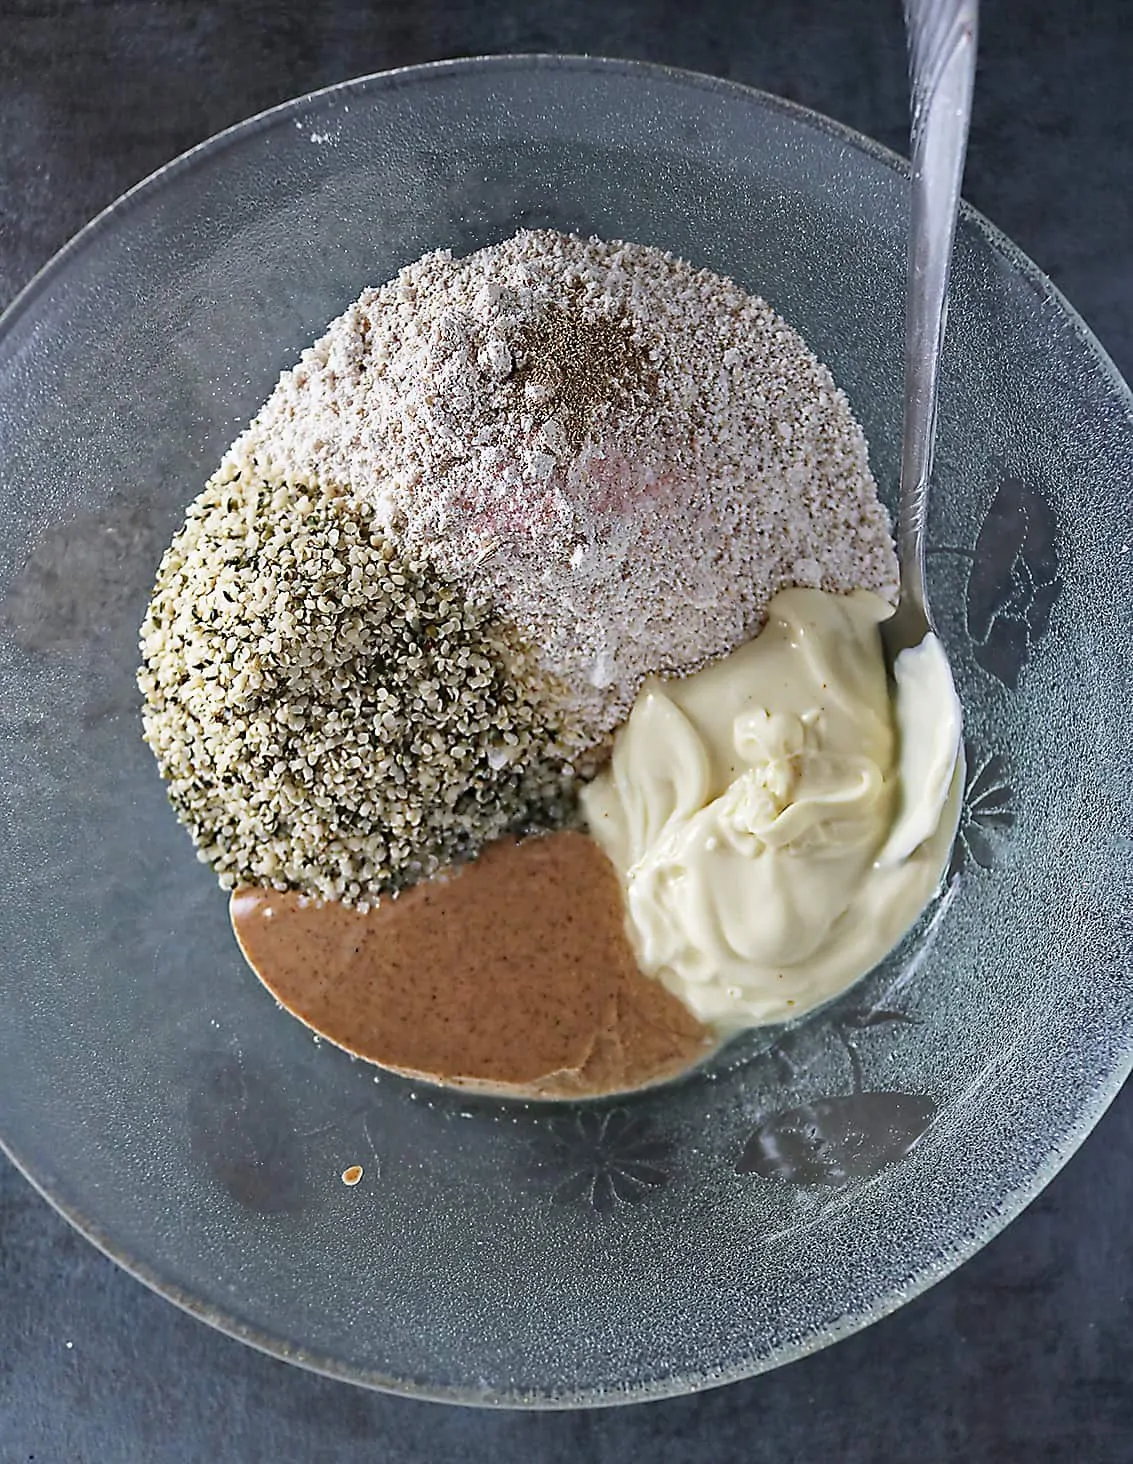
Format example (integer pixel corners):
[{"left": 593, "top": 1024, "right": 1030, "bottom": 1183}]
[{"left": 1, "top": 51, "right": 1131, "bottom": 1409}]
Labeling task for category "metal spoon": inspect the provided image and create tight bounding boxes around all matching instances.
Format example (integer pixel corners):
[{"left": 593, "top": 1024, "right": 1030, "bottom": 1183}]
[
  {"left": 876, "top": 0, "right": 977, "bottom": 865},
  {"left": 886, "top": 0, "right": 979, "bottom": 656}
]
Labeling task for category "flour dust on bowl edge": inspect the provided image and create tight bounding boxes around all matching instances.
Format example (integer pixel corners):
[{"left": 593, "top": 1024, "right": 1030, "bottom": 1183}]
[{"left": 0, "top": 56, "right": 1130, "bottom": 1407}]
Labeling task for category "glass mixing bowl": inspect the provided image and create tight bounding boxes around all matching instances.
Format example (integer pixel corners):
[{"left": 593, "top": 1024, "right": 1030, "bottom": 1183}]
[{"left": 0, "top": 56, "right": 1130, "bottom": 1407}]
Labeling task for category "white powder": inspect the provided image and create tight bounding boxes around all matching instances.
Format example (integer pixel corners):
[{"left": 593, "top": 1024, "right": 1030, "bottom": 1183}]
[{"left": 236, "top": 230, "right": 898, "bottom": 746}]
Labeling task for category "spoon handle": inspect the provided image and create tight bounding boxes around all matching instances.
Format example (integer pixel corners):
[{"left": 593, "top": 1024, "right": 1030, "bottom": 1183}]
[{"left": 899, "top": 0, "right": 978, "bottom": 620}]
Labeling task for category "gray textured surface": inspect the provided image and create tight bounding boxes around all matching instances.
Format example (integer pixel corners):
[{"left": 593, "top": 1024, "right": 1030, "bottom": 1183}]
[{"left": 1, "top": 1, "right": 1131, "bottom": 1459}]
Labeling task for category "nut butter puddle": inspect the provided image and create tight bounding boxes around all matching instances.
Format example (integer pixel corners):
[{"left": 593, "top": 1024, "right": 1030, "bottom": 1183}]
[{"left": 231, "top": 830, "right": 716, "bottom": 1099}]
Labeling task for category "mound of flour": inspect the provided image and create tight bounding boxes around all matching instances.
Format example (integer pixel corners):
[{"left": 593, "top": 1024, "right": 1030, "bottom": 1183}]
[{"left": 237, "top": 230, "right": 897, "bottom": 745}]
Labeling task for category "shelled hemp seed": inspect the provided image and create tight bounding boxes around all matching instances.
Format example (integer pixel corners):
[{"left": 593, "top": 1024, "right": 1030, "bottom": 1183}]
[{"left": 137, "top": 452, "right": 579, "bottom": 905}]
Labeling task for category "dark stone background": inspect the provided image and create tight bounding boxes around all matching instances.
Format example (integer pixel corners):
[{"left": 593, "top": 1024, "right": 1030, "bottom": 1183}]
[{"left": 1, "top": 1, "right": 1130, "bottom": 1459}]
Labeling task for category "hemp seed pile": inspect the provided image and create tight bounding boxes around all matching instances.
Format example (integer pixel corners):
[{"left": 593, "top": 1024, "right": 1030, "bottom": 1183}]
[
  {"left": 138, "top": 229, "right": 898, "bottom": 904},
  {"left": 139, "top": 457, "right": 576, "bottom": 904}
]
